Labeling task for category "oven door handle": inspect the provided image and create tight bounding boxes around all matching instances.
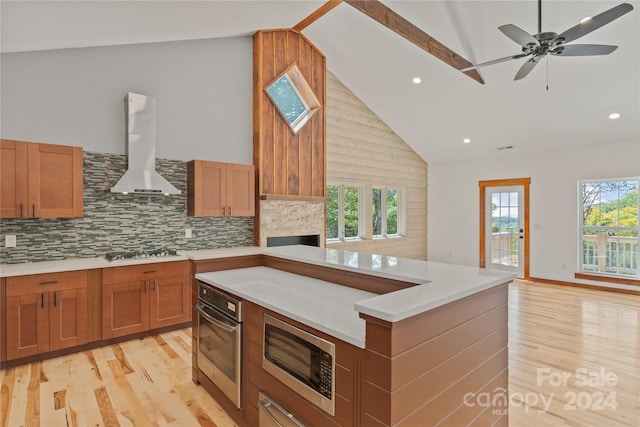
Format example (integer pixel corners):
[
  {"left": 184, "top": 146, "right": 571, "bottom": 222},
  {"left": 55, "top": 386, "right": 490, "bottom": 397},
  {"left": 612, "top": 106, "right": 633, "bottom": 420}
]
[{"left": 196, "top": 304, "right": 237, "bottom": 333}]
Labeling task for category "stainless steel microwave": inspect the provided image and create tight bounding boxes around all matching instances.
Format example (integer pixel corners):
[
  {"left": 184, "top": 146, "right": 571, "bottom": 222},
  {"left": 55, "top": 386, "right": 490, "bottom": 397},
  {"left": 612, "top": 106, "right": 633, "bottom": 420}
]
[{"left": 263, "top": 314, "right": 336, "bottom": 415}]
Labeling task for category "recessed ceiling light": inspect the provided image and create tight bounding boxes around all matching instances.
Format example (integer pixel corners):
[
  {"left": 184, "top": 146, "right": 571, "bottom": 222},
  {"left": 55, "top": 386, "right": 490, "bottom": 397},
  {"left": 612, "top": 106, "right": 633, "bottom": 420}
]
[
  {"left": 463, "top": 138, "right": 471, "bottom": 144},
  {"left": 580, "top": 16, "right": 593, "bottom": 24},
  {"left": 609, "top": 113, "right": 621, "bottom": 119},
  {"left": 412, "top": 77, "right": 422, "bottom": 84}
]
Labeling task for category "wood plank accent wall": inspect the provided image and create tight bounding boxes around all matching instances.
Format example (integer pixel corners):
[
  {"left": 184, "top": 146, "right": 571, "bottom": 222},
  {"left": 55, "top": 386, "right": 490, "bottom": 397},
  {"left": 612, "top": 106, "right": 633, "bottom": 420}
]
[
  {"left": 360, "top": 284, "right": 509, "bottom": 426},
  {"left": 325, "top": 71, "right": 428, "bottom": 259},
  {"left": 253, "top": 30, "right": 326, "bottom": 199}
]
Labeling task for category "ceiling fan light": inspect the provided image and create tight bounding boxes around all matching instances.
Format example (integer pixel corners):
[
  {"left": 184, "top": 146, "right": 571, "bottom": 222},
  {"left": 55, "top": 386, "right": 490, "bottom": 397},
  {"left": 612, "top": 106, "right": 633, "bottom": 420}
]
[
  {"left": 609, "top": 113, "right": 621, "bottom": 119},
  {"left": 412, "top": 77, "right": 422, "bottom": 84}
]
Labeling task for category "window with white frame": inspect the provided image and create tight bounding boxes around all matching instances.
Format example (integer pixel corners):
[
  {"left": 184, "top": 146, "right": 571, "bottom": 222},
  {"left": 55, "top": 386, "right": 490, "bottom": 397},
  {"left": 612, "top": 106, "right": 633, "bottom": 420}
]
[
  {"left": 578, "top": 178, "right": 639, "bottom": 278},
  {"left": 326, "top": 184, "right": 362, "bottom": 240},
  {"left": 372, "top": 187, "right": 399, "bottom": 237},
  {"left": 327, "top": 183, "right": 404, "bottom": 242}
]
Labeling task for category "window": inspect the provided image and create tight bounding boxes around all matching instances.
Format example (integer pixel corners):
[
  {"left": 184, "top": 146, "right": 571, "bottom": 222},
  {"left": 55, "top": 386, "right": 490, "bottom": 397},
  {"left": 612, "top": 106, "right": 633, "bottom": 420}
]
[
  {"left": 327, "top": 183, "right": 403, "bottom": 242},
  {"left": 372, "top": 187, "right": 399, "bottom": 237},
  {"left": 264, "top": 64, "right": 320, "bottom": 134},
  {"left": 326, "top": 184, "right": 362, "bottom": 240},
  {"left": 578, "top": 178, "right": 639, "bottom": 278}
]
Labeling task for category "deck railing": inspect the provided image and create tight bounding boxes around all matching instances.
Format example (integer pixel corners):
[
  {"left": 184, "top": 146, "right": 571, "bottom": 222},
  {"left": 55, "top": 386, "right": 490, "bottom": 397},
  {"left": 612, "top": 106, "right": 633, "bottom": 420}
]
[
  {"left": 582, "top": 232, "right": 638, "bottom": 276},
  {"left": 491, "top": 230, "right": 519, "bottom": 266}
]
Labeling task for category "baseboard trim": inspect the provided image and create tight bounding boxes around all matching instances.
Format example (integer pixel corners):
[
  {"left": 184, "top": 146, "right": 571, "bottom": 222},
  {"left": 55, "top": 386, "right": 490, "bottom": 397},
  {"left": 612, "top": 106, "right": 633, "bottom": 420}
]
[{"left": 527, "top": 276, "right": 640, "bottom": 296}]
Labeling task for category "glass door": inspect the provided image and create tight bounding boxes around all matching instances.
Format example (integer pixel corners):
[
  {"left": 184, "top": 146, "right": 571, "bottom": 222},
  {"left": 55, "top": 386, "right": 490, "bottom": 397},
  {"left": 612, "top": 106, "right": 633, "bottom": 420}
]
[{"left": 485, "top": 186, "right": 525, "bottom": 278}]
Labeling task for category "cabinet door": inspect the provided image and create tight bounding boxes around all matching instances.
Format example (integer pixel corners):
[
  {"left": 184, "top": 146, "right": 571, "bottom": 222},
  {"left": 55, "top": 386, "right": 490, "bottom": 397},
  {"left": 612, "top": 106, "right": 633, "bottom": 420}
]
[
  {"left": 102, "top": 282, "right": 149, "bottom": 339},
  {"left": 6, "top": 293, "right": 49, "bottom": 359},
  {"left": 28, "top": 142, "right": 83, "bottom": 218},
  {"left": 188, "top": 160, "right": 227, "bottom": 216},
  {"left": 227, "top": 164, "right": 255, "bottom": 216},
  {"left": 49, "top": 288, "right": 88, "bottom": 351},
  {"left": 149, "top": 275, "right": 190, "bottom": 329},
  {"left": 0, "top": 139, "right": 28, "bottom": 218}
]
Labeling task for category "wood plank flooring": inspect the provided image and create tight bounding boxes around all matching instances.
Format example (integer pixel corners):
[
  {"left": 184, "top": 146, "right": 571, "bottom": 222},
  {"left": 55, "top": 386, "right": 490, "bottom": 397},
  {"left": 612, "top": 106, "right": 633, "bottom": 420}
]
[
  {"left": 0, "top": 328, "right": 238, "bottom": 427},
  {"left": 508, "top": 280, "right": 640, "bottom": 427},
  {"left": 1, "top": 280, "right": 638, "bottom": 426}
]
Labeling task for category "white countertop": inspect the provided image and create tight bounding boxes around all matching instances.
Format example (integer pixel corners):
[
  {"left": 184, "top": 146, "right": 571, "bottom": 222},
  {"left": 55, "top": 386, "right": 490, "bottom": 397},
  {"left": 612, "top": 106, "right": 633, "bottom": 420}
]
[
  {"left": 196, "top": 266, "right": 375, "bottom": 348},
  {"left": 1, "top": 244, "right": 515, "bottom": 325},
  {"left": 0, "top": 254, "right": 189, "bottom": 277},
  {"left": 262, "top": 245, "right": 515, "bottom": 322}
]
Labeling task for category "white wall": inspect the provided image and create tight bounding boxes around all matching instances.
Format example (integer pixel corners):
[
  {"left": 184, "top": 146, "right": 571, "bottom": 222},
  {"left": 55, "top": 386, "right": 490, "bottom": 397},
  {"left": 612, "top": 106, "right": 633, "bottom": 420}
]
[
  {"left": 1, "top": 37, "right": 253, "bottom": 163},
  {"left": 428, "top": 140, "right": 640, "bottom": 290}
]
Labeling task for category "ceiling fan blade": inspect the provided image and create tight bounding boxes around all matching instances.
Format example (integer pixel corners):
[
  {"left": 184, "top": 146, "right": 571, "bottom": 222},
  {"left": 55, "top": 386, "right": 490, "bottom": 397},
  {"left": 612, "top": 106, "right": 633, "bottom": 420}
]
[
  {"left": 554, "top": 3, "right": 634, "bottom": 45},
  {"left": 460, "top": 53, "right": 529, "bottom": 72},
  {"left": 499, "top": 24, "right": 540, "bottom": 47},
  {"left": 553, "top": 44, "right": 618, "bottom": 56},
  {"left": 514, "top": 57, "right": 541, "bottom": 80}
]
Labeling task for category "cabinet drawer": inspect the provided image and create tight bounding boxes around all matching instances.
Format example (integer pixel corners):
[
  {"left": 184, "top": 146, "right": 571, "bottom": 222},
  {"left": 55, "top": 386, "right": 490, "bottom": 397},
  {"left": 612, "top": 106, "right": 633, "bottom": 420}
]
[
  {"left": 103, "top": 261, "right": 187, "bottom": 284},
  {"left": 6, "top": 270, "right": 87, "bottom": 296}
]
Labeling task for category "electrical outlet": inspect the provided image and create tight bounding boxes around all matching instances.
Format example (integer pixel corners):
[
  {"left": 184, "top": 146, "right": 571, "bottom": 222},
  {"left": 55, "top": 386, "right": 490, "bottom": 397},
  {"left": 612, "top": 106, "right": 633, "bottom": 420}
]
[
  {"left": 5, "top": 235, "right": 17, "bottom": 248},
  {"left": 185, "top": 229, "right": 192, "bottom": 239}
]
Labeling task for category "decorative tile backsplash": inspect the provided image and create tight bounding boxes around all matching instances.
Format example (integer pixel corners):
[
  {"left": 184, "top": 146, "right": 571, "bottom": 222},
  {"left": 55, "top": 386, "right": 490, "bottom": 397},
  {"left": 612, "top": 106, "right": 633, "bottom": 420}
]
[{"left": 0, "top": 152, "right": 254, "bottom": 264}]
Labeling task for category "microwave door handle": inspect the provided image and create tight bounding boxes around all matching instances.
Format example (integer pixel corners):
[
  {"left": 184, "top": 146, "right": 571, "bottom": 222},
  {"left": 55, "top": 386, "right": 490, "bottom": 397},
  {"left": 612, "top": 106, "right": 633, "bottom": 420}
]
[
  {"left": 259, "top": 396, "right": 306, "bottom": 427},
  {"left": 196, "top": 304, "right": 236, "bottom": 334}
]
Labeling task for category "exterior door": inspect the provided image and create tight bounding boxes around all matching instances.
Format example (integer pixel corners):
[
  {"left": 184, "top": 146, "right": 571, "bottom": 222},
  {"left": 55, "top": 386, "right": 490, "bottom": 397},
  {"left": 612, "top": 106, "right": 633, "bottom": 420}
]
[
  {"left": 479, "top": 178, "right": 530, "bottom": 279},
  {"left": 486, "top": 186, "right": 524, "bottom": 277}
]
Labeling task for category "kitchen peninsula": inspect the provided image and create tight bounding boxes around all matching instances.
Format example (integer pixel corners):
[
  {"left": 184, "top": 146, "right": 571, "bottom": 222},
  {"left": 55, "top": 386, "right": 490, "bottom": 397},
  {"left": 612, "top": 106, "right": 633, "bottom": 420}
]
[
  {"left": 1, "top": 244, "right": 514, "bottom": 426},
  {"left": 190, "top": 245, "right": 515, "bottom": 427}
]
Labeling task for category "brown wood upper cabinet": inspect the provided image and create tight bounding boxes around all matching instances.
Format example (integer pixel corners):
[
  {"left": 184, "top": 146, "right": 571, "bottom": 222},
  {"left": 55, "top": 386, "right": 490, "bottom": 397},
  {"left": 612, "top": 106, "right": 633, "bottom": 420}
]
[
  {"left": 102, "top": 261, "right": 190, "bottom": 339},
  {"left": 5, "top": 271, "right": 89, "bottom": 360},
  {"left": 187, "top": 160, "right": 255, "bottom": 217},
  {"left": 0, "top": 139, "right": 83, "bottom": 219}
]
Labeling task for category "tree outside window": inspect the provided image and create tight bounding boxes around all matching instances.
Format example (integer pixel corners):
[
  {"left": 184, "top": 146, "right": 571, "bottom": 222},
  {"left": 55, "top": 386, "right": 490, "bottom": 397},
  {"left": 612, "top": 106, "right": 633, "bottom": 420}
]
[
  {"left": 326, "top": 185, "right": 339, "bottom": 239},
  {"left": 326, "top": 184, "right": 361, "bottom": 240},
  {"left": 373, "top": 187, "right": 399, "bottom": 237},
  {"left": 579, "top": 178, "right": 639, "bottom": 277}
]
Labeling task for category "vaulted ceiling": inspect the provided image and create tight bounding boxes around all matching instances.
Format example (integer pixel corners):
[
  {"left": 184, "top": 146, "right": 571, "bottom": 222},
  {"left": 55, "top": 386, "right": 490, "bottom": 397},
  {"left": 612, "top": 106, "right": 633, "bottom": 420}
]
[{"left": 2, "top": 1, "right": 638, "bottom": 164}]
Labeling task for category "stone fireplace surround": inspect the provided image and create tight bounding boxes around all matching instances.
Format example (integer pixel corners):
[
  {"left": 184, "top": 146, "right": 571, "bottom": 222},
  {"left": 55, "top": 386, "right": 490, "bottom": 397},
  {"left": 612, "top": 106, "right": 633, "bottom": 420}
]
[{"left": 257, "top": 199, "right": 325, "bottom": 248}]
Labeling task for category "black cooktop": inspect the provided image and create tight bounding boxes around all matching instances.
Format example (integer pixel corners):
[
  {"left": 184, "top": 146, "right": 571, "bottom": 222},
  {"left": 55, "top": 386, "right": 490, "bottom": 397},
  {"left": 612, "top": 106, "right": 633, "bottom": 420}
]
[{"left": 104, "top": 248, "right": 178, "bottom": 262}]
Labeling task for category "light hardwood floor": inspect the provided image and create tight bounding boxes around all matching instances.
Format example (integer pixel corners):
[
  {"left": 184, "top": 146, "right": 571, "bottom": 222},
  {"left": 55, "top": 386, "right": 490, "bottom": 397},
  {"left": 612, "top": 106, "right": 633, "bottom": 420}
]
[
  {"left": 1, "top": 280, "right": 638, "bottom": 426},
  {"left": 508, "top": 280, "right": 640, "bottom": 426},
  {"left": 0, "top": 329, "right": 239, "bottom": 427}
]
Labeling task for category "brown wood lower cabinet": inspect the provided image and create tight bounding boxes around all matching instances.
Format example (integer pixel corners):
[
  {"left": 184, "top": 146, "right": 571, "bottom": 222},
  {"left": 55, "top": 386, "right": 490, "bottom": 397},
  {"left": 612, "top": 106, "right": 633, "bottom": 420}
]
[
  {"left": 102, "top": 261, "right": 190, "bottom": 339},
  {"left": 102, "top": 281, "right": 149, "bottom": 338},
  {"left": 5, "top": 271, "right": 88, "bottom": 360}
]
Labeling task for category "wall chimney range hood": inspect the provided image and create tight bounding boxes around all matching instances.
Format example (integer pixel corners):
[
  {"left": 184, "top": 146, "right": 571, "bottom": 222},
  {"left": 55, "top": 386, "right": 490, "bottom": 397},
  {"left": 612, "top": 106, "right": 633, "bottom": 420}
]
[{"left": 111, "top": 92, "right": 181, "bottom": 195}]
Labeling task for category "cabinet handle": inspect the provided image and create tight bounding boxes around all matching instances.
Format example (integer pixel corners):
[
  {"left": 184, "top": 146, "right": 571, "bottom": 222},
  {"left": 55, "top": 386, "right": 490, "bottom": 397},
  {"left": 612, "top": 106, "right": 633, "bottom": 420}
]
[
  {"left": 39, "top": 280, "right": 59, "bottom": 285},
  {"left": 144, "top": 270, "right": 157, "bottom": 274},
  {"left": 53, "top": 291, "right": 57, "bottom": 307},
  {"left": 144, "top": 281, "right": 147, "bottom": 293},
  {"left": 223, "top": 206, "right": 226, "bottom": 215},
  {"left": 228, "top": 206, "right": 231, "bottom": 216},
  {"left": 153, "top": 279, "right": 157, "bottom": 292},
  {"left": 20, "top": 203, "right": 23, "bottom": 218},
  {"left": 32, "top": 204, "right": 36, "bottom": 218},
  {"left": 41, "top": 293, "right": 45, "bottom": 309}
]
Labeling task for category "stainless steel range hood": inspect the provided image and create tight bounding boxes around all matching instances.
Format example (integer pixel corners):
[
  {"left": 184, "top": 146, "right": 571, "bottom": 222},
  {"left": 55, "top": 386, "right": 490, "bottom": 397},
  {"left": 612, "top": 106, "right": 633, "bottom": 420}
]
[{"left": 111, "top": 92, "right": 181, "bottom": 195}]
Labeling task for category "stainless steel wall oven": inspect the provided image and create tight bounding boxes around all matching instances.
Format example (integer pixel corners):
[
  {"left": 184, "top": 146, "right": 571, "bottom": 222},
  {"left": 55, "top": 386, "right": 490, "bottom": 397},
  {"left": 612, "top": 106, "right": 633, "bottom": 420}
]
[{"left": 196, "top": 281, "right": 243, "bottom": 408}]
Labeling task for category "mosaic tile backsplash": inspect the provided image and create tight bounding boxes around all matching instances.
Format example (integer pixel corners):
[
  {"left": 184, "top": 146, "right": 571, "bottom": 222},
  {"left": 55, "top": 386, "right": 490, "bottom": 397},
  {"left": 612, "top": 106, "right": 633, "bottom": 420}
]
[{"left": 0, "top": 151, "right": 254, "bottom": 264}]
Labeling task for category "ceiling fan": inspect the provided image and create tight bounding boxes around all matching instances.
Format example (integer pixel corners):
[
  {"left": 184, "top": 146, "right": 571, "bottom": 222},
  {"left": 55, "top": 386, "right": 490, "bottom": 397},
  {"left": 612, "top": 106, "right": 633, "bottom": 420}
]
[{"left": 461, "top": 1, "right": 634, "bottom": 80}]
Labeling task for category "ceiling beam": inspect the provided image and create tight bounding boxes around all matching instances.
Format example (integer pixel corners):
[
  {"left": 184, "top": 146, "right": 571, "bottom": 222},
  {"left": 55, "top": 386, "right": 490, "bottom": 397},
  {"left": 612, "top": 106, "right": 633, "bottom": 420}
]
[
  {"left": 344, "top": 0, "right": 484, "bottom": 84},
  {"left": 293, "top": 0, "right": 343, "bottom": 32}
]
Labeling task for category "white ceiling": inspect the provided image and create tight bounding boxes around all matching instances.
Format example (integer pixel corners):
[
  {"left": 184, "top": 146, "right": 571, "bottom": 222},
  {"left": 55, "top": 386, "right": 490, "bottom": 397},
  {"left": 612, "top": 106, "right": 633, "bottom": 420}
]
[{"left": 2, "top": 0, "right": 639, "bottom": 164}]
